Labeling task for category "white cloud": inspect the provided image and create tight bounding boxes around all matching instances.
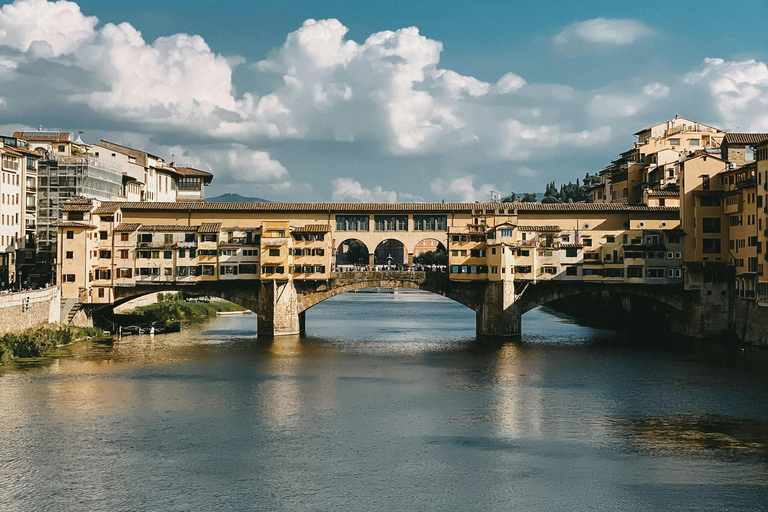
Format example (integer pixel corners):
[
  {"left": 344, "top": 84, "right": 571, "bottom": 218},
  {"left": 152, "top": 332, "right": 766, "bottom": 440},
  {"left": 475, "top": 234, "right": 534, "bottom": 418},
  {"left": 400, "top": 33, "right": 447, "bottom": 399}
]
[
  {"left": 164, "top": 144, "right": 288, "bottom": 182},
  {"left": 685, "top": 57, "right": 768, "bottom": 131},
  {"left": 496, "top": 72, "right": 526, "bottom": 93},
  {"left": 643, "top": 82, "right": 670, "bottom": 98},
  {"left": 516, "top": 167, "right": 538, "bottom": 177},
  {"left": 553, "top": 18, "right": 653, "bottom": 52},
  {"left": 430, "top": 176, "right": 497, "bottom": 203},
  {"left": 331, "top": 178, "right": 400, "bottom": 202},
  {"left": 0, "top": 0, "right": 97, "bottom": 57}
]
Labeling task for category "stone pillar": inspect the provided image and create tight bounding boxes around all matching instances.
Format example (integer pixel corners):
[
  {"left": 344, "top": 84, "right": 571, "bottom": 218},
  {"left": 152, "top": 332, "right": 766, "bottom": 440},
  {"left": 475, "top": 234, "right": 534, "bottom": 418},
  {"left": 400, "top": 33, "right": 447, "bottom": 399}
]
[
  {"left": 476, "top": 280, "right": 521, "bottom": 337},
  {"left": 407, "top": 252, "right": 414, "bottom": 267},
  {"left": 299, "top": 310, "right": 306, "bottom": 336},
  {"left": 368, "top": 253, "right": 375, "bottom": 267},
  {"left": 258, "top": 279, "right": 300, "bottom": 337}
]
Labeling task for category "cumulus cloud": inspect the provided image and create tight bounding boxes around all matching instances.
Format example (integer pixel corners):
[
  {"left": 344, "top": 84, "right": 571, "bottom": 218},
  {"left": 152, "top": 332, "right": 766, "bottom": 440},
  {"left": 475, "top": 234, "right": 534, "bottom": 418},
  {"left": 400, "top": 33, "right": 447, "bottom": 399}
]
[
  {"left": 331, "top": 177, "right": 423, "bottom": 202},
  {"left": 162, "top": 144, "right": 288, "bottom": 182},
  {"left": 553, "top": 18, "right": 653, "bottom": 53},
  {"left": 685, "top": 57, "right": 768, "bottom": 131},
  {"left": 430, "top": 176, "right": 497, "bottom": 203},
  {"left": 516, "top": 167, "right": 538, "bottom": 178}
]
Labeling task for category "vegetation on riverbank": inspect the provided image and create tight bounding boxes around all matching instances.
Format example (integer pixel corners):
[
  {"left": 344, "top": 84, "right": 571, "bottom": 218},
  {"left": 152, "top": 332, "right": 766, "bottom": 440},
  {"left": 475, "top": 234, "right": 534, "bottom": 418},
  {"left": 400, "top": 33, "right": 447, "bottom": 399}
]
[
  {"left": 0, "top": 325, "right": 104, "bottom": 364},
  {"left": 129, "top": 292, "right": 245, "bottom": 324}
]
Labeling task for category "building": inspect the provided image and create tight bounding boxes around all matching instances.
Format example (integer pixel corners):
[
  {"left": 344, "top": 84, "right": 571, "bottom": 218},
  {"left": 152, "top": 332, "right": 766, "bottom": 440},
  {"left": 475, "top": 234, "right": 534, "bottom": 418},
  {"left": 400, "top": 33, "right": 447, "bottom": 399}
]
[{"left": 56, "top": 201, "right": 682, "bottom": 305}]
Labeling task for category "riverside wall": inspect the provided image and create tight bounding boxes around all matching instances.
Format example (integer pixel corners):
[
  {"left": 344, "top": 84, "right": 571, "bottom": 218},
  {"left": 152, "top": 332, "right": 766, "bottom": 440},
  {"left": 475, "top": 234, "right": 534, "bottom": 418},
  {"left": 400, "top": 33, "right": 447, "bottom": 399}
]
[
  {"left": 0, "top": 287, "right": 61, "bottom": 335},
  {"left": 731, "top": 299, "right": 768, "bottom": 347}
]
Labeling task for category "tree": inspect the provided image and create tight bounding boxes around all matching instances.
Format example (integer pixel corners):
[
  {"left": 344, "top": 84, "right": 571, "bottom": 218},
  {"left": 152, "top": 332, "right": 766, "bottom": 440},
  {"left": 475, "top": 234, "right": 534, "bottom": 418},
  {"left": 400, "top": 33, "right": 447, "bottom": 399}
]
[
  {"left": 413, "top": 250, "right": 447, "bottom": 266},
  {"left": 521, "top": 192, "right": 537, "bottom": 202},
  {"left": 343, "top": 240, "right": 368, "bottom": 264}
]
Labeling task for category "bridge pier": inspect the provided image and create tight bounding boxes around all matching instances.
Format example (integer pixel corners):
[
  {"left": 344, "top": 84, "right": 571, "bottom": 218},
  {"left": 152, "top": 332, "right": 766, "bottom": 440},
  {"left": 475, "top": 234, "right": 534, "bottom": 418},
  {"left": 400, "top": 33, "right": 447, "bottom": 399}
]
[
  {"left": 258, "top": 280, "right": 301, "bottom": 337},
  {"left": 475, "top": 281, "right": 521, "bottom": 337}
]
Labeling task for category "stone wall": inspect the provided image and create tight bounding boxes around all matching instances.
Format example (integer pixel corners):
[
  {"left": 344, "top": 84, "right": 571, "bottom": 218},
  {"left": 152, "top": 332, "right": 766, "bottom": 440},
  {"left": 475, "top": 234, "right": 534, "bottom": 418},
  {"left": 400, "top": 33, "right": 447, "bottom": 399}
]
[
  {"left": 0, "top": 287, "right": 61, "bottom": 335},
  {"left": 731, "top": 299, "right": 768, "bottom": 346}
]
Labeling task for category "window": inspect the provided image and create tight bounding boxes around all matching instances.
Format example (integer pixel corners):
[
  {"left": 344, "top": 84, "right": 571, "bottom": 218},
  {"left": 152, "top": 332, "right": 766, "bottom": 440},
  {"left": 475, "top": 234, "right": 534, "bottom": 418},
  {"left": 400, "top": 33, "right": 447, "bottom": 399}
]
[
  {"left": 689, "top": 139, "right": 699, "bottom": 146},
  {"left": 99, "top": 231, "right": 108, "bottom": 240},
  {"left": 702, "top": 238, "right": 722, "bottom": 254},
  {"left": 65, "top": 251, "right": 73, "bottom": 259},
  {"left": 647, "top": 268, "right": 665, "bottom": 278},
  {"left": 627, "top": 266, "right": 643, "bottom": 278},
  {"left": 702, "top": 218, "right": 721, "bottom": 233},
  {"left": 606, "top": 236, "right": 615, "bottom": 243},
  {"left": 139, "top": 233, "right": 152, "bottom": 243},
  {"left": 374, "top": 215, "right": 408, "bottom": 231},
  {"left": 336, "top": 215, "right": 369, "bottom": 231},
  {"left": 137, "top": 250, "right": 151, "bottom": 259},
  {"left": 669, "top": 139, "right": 680, "bottom": 146},
  {"left": 565, "top": 266, "right": 578, "bottom": 276},
  {"left": 413, "top": 215, "right": 447, "bottom": 231},
  {"left": 583, "top": 238, "right": 592, "bottom": 247},
  {"left": 164, "top": 251, "right": 173, "bottom": 259},
  {"left": 165, "top": 234, "right": 173, "bottom": 245},
  {"left": 565, "top": 248, "right": 578, "bottom": 258},
  {"left": 269, "top": 248, "right": 280, "bottom": 257},
  {"left": 65, "top": 274, "right": 76, "bottom": 282},
  {"left": 120, "top": 232, "right": 129, "bottom": 242},
  {"left": 66, "top": 230, "right": 74, "bottom": 239},
  {"left": 99, "top": 250, "right": 111, "bottom": 259},
  {"left": 151, "top": 250, "right": 160, "bottom": 259},
  {"left": 164, "top": 268, "right": 173, "bottom": 276},
  {"left": 185, "top": 233, "right": 195, "bottom": 242},
  {"left": 119, "top": 250, "right": 129, "bottom": 259},
  {"left": 500, "top": 228, "right": 513, "bottom": 237}
]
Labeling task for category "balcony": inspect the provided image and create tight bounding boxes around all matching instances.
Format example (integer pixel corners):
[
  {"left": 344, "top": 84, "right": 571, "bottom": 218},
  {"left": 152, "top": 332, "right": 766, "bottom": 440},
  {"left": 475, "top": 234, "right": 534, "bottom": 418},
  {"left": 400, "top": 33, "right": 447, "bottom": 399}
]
[
  {"left": 176, "top": 241, "right": 198, "bottom": 249},
  {"left": 137, "top": 241, "right": 170, "bottom": 249}
]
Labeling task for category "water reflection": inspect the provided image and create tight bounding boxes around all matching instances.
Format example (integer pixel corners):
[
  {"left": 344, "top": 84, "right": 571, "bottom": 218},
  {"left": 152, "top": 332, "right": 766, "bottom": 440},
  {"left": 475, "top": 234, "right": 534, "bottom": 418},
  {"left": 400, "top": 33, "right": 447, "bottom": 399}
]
[{"left": 1, "top": 293, "right": 768, "bottom": 511}]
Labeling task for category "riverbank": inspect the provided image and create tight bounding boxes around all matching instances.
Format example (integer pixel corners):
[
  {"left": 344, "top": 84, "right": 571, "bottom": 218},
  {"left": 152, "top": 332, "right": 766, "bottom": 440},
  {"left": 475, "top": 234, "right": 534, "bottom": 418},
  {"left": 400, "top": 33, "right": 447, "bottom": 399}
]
[
  {"left": 128, "top": 298, "right": 245, "bottom": 324},
  {"left": 0, "top": 325, "right": 104, "bottom": 364}
]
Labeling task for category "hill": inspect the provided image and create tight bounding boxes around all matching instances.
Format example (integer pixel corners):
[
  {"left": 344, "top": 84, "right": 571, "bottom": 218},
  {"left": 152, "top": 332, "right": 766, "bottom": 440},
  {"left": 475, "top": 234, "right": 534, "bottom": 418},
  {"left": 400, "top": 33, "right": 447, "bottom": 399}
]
[{"left": 207, "top": 193, "right": 271, "bottom": 203}]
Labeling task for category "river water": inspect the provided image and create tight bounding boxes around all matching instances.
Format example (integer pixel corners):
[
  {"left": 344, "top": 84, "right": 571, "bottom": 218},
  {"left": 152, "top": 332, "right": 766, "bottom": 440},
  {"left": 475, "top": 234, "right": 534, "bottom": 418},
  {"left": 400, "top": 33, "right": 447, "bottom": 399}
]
[{"left": 2, "top": 291, "right": 768, "bottom": 511}]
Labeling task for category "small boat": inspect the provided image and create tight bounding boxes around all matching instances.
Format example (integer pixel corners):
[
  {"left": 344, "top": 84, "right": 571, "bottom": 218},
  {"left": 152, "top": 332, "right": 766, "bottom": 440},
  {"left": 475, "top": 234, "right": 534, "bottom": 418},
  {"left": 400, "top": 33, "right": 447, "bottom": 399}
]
[
  {"left": 215, "top": 309, "right": 253, "bottom": 316},
  {"left": 163, "top": 322, "right": 181, "bottom": 333}
]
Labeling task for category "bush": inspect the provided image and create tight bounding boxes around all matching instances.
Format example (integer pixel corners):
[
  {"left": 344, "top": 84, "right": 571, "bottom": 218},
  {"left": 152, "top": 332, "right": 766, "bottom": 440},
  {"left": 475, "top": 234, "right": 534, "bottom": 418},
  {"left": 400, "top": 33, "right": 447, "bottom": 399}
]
[{"left": 0, "top": 325, "right": 104, "bottom": 363}]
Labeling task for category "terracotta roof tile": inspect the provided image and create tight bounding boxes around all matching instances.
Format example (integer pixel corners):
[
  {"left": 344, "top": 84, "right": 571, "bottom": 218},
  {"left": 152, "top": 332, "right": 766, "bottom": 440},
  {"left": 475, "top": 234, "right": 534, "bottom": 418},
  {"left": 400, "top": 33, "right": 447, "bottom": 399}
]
[
  {"left": 559, "top": 243, "right": 583, "bottom": 249},
  {"left": 113, "top": 223, "right": 142, "bottom": 231},
  {"left": 55, "top": 221, "right": 95, "bottom": 228},
  {"left": 198, "top": 222, "right": 222, "bottom": 233},
  {"left": 96, "top": 201, "right": 678, "bottom": 213},
  {"left": 138, "top": 225, "right": 199, "bottom": 232},
  {"left": 646, "top": 190, "right": 679, "bottom": 196},
  {"left": 723, "top": 133, "right": 768, "bottom": 145},
  {"left": 518, "top": 225, "right": 561, "bottom": 232},
  {"left": 292, "top": 224, "right": 331, "bottom": 233}
]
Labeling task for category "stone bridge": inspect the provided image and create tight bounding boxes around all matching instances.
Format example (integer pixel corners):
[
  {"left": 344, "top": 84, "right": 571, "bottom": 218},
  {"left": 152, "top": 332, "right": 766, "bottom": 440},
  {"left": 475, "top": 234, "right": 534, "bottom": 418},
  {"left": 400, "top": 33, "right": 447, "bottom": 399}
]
[{"left": 109, "top": 271, "right": 728, "bottom": 339}]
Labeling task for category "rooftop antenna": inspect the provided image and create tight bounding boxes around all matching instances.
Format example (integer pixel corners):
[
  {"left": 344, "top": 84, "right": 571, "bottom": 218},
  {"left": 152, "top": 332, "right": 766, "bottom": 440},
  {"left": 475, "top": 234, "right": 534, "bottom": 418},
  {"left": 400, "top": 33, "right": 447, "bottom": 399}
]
[{"left": 38, "top": 125, "right": 42, "bottom": 131}]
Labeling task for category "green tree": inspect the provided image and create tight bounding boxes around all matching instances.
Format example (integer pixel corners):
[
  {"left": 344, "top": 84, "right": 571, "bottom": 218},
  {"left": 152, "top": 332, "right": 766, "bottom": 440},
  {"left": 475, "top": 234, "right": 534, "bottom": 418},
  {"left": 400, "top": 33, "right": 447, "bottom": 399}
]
[
  {"left": 344, "top": 240, "right": 368, "bottom": 264},
  {"left": 413, "top": 250, "right": 447, "bottom": 266}
]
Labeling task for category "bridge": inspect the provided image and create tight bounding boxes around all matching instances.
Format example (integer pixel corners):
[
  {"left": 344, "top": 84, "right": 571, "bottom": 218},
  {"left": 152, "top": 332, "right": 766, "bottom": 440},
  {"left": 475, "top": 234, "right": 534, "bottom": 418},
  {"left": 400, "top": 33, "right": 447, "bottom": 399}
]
[
  {"left": 57, "top": 199, "right": 733, "bottom": 339},
  {"left": 110, "top": 270, "right": 728, "bottom": 339}
]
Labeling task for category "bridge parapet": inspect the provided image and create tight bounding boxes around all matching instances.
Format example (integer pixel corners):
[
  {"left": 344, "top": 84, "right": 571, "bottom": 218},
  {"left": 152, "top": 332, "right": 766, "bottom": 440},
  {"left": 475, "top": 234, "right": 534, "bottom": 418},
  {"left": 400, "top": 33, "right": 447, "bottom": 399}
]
[{"left": 331, "top": 271, "right": 430, "bottom": 282}]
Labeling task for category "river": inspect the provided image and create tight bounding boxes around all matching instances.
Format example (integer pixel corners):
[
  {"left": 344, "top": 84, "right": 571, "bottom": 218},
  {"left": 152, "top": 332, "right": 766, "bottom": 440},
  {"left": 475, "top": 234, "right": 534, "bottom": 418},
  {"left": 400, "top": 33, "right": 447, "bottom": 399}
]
[{"left": 1, "top": 291, "right": 768, "bottom": 511}]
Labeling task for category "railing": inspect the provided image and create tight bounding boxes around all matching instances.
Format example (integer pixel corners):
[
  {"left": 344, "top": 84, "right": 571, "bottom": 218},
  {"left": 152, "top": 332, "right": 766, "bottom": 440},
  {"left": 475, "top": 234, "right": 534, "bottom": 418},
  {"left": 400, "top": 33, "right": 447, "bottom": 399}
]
[
  {"left": 331, "top": 271, "right": 431, "bottom": 280},
  {"left": 176, "top": 241, "right": 197, "bottom": 249}
]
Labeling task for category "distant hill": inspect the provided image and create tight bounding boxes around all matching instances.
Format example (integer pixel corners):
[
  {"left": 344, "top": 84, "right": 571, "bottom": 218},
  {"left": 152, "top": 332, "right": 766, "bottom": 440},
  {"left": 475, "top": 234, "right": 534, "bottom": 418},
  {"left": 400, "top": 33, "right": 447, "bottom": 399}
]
[{"left": 207, "top": 193, "right": 271, "bottom": 203}]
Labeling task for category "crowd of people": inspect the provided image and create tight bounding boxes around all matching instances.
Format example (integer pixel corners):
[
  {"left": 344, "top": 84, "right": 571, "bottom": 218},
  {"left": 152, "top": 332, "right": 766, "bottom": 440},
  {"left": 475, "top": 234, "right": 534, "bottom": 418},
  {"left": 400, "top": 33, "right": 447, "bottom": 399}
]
[{"left": 332, "top": 264, "right": 446, "bottom": 273}]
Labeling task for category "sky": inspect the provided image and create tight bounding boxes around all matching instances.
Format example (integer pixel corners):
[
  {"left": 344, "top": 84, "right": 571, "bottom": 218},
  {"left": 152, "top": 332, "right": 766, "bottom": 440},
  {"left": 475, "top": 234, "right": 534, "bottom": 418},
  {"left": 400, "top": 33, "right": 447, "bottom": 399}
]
[{"left": 0, "top": 0, "right": 766, "bottom": 202}]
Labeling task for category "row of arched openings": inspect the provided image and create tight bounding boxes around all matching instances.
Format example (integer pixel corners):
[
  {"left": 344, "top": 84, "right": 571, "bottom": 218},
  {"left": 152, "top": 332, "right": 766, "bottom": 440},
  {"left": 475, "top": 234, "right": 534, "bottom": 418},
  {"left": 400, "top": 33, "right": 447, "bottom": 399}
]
[{"left": 336, "top": 238, "right": 446, "bottom": 266}]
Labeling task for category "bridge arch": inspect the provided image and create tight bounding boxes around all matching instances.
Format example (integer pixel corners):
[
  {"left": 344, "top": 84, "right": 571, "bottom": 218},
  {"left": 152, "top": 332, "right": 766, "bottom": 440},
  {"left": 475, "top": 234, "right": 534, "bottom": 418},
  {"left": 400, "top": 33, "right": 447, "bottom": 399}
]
[
  {"left": 374, "top": 239, "right": 407, "bottom": 266},
  {"left": 335, "top": 238, "right": 370, "bottom": 266},
  {"left": 413, "top": 238, "right": 446, "bottom": 256},
  {"left": 516, "top": 280, "right": 687, "bottom": 316}
]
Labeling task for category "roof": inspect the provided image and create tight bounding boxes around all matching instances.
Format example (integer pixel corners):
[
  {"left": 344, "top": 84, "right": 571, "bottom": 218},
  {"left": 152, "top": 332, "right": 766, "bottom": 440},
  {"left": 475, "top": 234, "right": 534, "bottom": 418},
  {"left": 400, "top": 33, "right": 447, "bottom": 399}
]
[
  {"left": 723, "top": 133, "right": 768, "bottom": 145},
  {"left": 292, "top": 224, "right": 331, "bottom": 233},
  {"left": 518, "top": 225, "right": 561, "bottom": 232},
  {"left": 93, "top": 201, "right": 679, "bottom": 213},
  {"left": 199, "top": 222, "right": 222, "bottom": 233},
  {"left": 646, "top": 190, "right": 679, "bottom": 197},
  {"left": 55, "top": 221, "right": 95, "bottom": 229},
  {"left": 138, "top": 225, "right": 199, "bottom": 232},
  {"left": 61, "top": 198, "right": 93, "bottom": 211},
  {"left": 173, "top": 166, "right": 214, "bottom": 183},
  {"left": 113, "top": 223, "right": 142, "bottom": 232},
  {"left": 13, "top": 131, "right": 71, "bottom": 142}
]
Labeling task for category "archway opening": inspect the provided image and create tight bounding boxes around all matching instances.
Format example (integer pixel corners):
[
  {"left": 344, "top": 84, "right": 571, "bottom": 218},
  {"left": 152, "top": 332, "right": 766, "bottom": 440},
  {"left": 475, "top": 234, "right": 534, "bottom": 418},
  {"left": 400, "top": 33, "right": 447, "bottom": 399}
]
[
  {"left": 336, "top": 239, "right": 369, "bottom": 268},
  {"left": 374, "top": 239, "right": 406, "bottom": 267},
  {"left": 413, "top": 238, "right": 447, "bottom": 269}
]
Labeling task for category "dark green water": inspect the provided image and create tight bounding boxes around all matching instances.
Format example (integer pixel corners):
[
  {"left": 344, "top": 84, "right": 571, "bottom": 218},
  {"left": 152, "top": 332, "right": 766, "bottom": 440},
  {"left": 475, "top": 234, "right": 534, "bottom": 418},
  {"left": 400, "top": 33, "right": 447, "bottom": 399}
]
[{"left": 2, "top": 292, "right": 768, "bottom": 511}]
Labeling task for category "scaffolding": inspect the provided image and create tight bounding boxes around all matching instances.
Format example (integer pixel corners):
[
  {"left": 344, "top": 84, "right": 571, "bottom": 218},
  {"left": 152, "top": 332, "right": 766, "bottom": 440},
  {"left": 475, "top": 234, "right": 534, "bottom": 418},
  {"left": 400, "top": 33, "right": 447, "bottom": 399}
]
[{"left": 35, "top": 155, "right": 123, "bottom": 281}]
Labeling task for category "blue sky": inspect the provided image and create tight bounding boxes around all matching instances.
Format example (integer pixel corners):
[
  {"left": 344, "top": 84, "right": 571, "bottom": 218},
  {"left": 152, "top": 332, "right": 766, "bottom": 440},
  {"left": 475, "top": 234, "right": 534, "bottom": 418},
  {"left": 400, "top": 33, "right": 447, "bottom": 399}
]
[{"left": 0, "top": 0, "right": 766, "bottom": 201}]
